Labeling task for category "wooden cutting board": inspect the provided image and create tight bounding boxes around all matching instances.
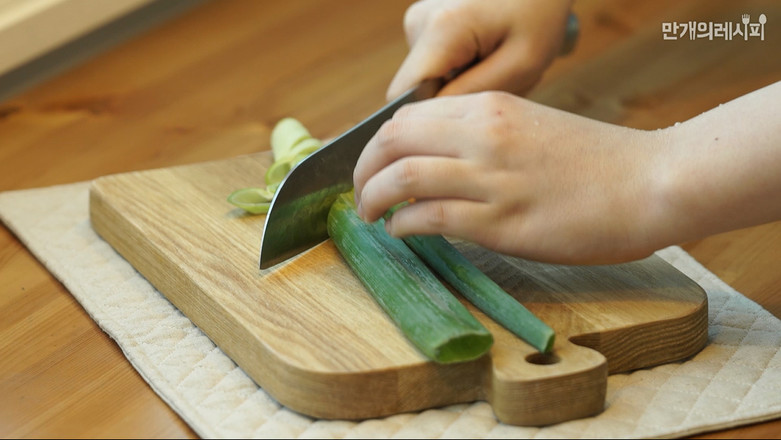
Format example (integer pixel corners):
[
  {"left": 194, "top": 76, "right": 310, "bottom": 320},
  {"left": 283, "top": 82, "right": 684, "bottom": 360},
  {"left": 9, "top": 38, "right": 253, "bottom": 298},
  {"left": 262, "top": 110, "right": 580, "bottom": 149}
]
[{"left": 88, "top": 152, "right": 708, "bottom": 426}]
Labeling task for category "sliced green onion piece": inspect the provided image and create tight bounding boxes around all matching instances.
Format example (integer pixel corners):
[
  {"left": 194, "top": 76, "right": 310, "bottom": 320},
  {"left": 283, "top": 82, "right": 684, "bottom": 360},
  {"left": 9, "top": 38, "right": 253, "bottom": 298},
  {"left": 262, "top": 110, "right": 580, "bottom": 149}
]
[
  {"left": 264, "top": 159, "right": 294, "bottom": 187},
  {"left": 285, "top": 137, "right": 322, "bottom": 158},
  {"left": 270, "top": 117, "right": 313, "bottom": 160},
  {"left": 264, "top": 122, "right": 323, "bottom": 189},
  {"left": 227, "top": 187, "right": 274, "bottom": 214}
]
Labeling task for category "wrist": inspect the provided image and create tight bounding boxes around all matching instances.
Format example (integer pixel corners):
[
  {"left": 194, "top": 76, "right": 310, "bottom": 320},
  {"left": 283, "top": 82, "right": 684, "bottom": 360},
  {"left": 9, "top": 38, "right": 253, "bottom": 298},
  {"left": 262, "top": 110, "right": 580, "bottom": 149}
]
[
  {"left": 645, "top": 122, "right": 723, "bottom": 250},
  {"left": 631, "top": 125, "right": 696, "bottom": 254}
]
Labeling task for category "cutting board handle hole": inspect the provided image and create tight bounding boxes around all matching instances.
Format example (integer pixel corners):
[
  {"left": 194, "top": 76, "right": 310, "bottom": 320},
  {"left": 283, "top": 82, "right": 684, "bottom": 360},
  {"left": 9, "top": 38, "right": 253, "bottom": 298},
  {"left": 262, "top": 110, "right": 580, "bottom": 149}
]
[{"left": 525, "top": 352, "right": 561, "bottom": 365}]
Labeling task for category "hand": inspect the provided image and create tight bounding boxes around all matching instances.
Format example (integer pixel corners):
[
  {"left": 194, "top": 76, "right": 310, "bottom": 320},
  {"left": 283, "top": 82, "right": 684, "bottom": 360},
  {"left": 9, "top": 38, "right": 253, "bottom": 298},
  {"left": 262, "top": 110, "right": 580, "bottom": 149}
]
[
  {"left": 387, "top": 0, "right": 573, "bottom": 100},
  {"left": 353, "top": 91, "right": 669, "bottom": 264},
  {"left": 355, "top": 81, "right": 781, "bottom": 265}
]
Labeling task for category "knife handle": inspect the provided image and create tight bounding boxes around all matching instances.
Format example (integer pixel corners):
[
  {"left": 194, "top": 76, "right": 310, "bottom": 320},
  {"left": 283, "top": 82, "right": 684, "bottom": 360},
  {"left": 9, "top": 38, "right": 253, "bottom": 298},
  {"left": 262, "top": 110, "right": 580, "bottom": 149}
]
[{"left": 560, "top": 12, "right": 579, "bottom": 55}]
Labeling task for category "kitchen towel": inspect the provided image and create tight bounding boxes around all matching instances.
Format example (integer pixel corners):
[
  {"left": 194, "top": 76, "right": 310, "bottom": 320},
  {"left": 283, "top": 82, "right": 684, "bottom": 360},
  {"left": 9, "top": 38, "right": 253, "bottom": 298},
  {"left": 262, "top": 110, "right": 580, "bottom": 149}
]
[{"left": 1, "top": 181, "right": 780, "bottom": 439}]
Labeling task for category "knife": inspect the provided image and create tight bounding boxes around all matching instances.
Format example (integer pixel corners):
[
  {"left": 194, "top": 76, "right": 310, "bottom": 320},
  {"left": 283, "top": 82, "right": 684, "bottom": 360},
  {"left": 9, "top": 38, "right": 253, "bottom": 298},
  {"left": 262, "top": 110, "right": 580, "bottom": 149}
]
[
  {"left": 259, "top": 13, "right": 579, "bottom": 269},
  {"left": 259, "top": 78, "right": 443, "bottom": 269}
]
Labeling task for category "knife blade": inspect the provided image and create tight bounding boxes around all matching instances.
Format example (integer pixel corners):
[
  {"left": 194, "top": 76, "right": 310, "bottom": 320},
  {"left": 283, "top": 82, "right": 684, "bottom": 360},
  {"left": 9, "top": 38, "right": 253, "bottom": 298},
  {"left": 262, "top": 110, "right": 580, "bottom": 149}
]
[{"left": 259, "top": 78, "right": 443, "bottom": 269}]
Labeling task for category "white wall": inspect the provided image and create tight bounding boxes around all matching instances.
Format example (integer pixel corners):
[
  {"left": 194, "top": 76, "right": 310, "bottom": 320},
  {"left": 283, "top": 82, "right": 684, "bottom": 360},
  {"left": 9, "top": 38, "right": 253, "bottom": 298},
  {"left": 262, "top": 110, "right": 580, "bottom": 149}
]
[{"left": 0, "top": 0, "right": 152, "bottom": 75}]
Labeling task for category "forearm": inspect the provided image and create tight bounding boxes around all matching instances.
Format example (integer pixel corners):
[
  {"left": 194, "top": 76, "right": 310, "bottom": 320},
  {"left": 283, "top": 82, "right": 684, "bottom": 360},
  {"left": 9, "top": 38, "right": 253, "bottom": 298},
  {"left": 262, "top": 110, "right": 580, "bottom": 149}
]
[{"left": 656, "top": 80, "right": 781, "bottom": 246}]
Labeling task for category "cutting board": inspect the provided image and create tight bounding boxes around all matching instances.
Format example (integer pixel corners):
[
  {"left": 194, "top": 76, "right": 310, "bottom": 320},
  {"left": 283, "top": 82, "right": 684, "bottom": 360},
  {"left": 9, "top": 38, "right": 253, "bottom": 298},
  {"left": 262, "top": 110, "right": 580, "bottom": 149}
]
[{"left": 88, "top": 152, "right": 708, "bottom": 426}]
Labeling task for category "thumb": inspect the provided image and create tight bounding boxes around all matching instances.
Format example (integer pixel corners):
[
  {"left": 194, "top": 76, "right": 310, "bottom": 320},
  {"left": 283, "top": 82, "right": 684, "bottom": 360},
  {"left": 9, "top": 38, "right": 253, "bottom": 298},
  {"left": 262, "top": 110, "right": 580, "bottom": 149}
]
[
  {"left": 439, "top": 39, "right": 552, "bottom": 97},
  {"left": 386, "top": 22, "right": 479, "bottom": 100}
]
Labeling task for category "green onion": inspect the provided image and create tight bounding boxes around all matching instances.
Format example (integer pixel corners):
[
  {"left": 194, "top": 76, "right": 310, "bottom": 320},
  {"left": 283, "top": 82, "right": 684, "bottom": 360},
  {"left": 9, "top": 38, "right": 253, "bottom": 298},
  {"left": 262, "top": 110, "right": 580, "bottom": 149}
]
[
  {"left": 328, "top": 192, "right": 493, "bottom": 363},
  {"left": 403, "top": 234, "right": 555, "bottom": 353}
]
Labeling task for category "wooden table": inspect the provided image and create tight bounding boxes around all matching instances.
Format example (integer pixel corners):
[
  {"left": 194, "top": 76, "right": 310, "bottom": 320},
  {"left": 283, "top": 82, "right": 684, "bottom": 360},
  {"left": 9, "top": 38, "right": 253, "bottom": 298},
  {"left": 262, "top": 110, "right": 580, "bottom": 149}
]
[{"left": 0, "top": 0, "right": 778, "bottom": 437}]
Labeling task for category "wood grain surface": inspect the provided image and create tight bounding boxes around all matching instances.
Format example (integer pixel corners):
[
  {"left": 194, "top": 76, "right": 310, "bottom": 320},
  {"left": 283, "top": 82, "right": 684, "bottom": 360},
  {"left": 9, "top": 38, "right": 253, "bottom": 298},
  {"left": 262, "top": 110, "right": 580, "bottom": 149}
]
[
  {"left": 88, "top": 152, "right": 708, "bottom": 425},
  {"left": 0, "top": 0, "right": 779, "bottom": 437}
]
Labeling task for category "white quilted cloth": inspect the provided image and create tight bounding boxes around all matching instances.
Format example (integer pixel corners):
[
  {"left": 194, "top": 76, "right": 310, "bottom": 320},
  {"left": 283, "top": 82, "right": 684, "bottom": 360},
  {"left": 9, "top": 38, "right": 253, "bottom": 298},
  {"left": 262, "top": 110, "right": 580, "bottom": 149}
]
[{"left": 1, "top": 181, "right": 779, "bottom": 439}]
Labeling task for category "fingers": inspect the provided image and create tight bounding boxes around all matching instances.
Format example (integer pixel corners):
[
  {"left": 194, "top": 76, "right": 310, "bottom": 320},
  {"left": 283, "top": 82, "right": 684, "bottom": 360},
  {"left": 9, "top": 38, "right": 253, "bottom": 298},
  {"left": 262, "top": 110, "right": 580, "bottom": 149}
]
[
  {"left": 401, "top": 0, "right": 437, "bottom": 44},
  {"left": 387, "top": 5, "right": 480, "bottom": 100},
  {"left": 353, "top": 96, "right": 471, "bottom": 197},
  {"left": 439, "top": 40, "right": 543, "bottom": 97},
  {"left": 390, "top": 0, "right": 574, "bottom": 99},
  {"left": 382, "top": 199, "right": 507, "bottom": 255},
  {"left": 356, "top": 155, "right": 488, "bottom": 223},
  {"left": 353, "top": 117, "right": 450, "bottom": 199}
]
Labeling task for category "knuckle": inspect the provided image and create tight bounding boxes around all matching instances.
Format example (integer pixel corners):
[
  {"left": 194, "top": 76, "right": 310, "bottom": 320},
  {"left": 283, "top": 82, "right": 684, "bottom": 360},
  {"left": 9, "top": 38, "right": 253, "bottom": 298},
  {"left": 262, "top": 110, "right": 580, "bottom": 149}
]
[
  {"left": 476, "top": 90, "right": 514, "bottom": 113},
  {"left": 393, "top": 103, "right": 415, "bottom": 120},
  {"left": 373, "top": 107, "right": 416, "bottom": 156},
  {"left": 426, "top": 7, "right": 462, "bottom": 32},
  {"left": 374, "top": 119, "right": 404, "bottom": 151},
  {"left": 403, "top": 2, "right": 426, "bottom": 34},
  {"left": 394, "top": 158, "right": 423, "bottom": 190},
  {"left": 424, "top": 201, "right": 447, "bottom": 228},
  {"left": 475, "top": 91, "right": 515, "bottom": 152}
]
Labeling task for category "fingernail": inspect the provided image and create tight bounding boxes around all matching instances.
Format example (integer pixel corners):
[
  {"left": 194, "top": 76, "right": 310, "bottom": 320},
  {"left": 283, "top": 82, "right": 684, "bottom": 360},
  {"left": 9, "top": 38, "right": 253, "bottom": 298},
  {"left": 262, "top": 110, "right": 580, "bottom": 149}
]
[{"left": 355, "top": 198, "right": 364, "bottom": 219}]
